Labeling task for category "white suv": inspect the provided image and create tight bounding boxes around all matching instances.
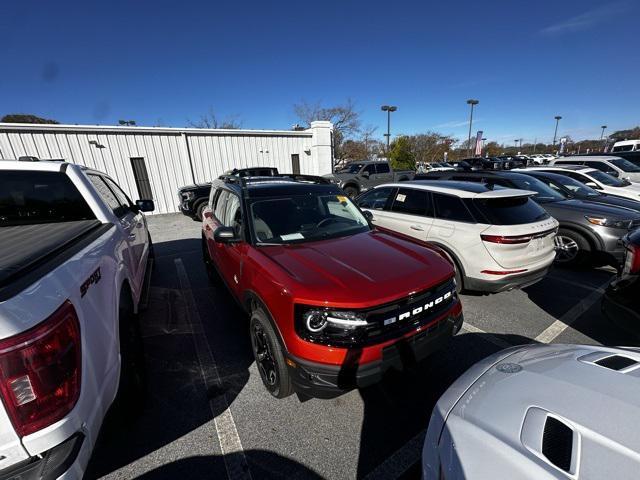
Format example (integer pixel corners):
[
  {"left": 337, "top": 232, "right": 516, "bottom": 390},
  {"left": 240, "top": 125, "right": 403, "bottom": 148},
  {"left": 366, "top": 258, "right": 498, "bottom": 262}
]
[
  {"left": 525, "top": 165, "right": 640, "bottom": 201},
  {"left": 356, "top": 181, "right": 558, "bottom": 293},
  {"left": 552, "top": 156, "right": 640, "bottom": 182}
]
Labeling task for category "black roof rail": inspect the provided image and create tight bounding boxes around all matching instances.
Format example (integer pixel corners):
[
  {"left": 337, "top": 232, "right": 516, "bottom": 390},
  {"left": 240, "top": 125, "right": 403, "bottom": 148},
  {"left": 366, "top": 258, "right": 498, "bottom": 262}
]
[{"left": 218, "top": 173, "right": 332, "bottom": 187}]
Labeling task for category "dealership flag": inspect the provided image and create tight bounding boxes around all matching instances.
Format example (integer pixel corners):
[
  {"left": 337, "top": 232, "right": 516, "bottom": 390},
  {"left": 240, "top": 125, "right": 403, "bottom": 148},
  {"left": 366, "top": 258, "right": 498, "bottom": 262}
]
[{"left": 474, "top": 131, "right": 483, "bottom": 156}]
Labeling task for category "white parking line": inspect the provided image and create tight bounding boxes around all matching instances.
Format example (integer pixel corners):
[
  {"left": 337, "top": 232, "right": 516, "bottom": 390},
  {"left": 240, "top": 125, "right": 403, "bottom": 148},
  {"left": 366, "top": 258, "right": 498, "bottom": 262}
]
[
  {"left": 174, "top": 259, "right": 251, "bottom": 480},
  {"left": 460, "top": 323, "right": 515, "bottom": 349},
  {"left": 535, "top": 279, "right": 609, "bottom": 344}
]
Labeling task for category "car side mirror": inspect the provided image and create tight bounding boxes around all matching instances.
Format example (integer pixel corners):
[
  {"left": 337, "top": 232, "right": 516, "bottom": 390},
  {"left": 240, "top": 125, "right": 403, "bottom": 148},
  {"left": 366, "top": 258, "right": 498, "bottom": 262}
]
[
  {"left": 361, "top": 171, "right": 370, "bottom": 178},
  {"left": 136, "top": 199, "right": 155, "bottom": 212},
  {"left": 214, "top": 226, "right": 240, "bottom": 243},
  {"left": 362, "top": 210, "right": 374, "bottom": 222}
]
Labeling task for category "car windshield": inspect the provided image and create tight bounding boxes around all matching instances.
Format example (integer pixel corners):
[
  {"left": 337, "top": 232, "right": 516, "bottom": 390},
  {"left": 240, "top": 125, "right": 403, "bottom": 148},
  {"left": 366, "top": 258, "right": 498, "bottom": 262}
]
[
  {"left": 502, "top": 176, "right": 566, "bottom": 203},
  {"left": 339, "top": 163, "right": 365, "bottom": 174},
  {"left": 250, "top": 193, "right": 370, "bottom": 244},
  {"left": 587, "top": 170, "right": 629, "bottom": 187},
  {"left": 610, "top": 158, "right": 640, "bottom": 172},
  {"left": 544, "top": 175, "right": 601, "bottom": 198},
  {"left": 0, "top": 171, "right": 96, "bottom": 226}
]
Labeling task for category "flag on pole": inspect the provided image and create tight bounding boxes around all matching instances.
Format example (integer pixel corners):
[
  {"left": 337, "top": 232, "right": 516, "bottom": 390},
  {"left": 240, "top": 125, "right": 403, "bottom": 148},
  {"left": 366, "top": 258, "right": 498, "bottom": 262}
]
[{"left": 474, "top": 131, "right": 483, "bottom": 156}]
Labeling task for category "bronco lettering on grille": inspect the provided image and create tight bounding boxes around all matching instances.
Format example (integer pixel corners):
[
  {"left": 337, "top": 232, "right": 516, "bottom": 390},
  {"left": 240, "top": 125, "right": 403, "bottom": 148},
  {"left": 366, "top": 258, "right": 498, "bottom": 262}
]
[{"left": 383, "top": 290, "right": 454, "bottom": 326}]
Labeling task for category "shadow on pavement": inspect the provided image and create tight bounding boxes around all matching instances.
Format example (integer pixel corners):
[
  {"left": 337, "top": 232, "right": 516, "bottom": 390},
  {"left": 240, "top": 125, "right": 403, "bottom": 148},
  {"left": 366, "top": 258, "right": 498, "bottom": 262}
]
[
  {"left": 86, "top": 237, "right": 255, "bottom": 478},
  {"left": 134, "top": 451, "right": 323, "bottom": 480},
  {"left": 355, "top": 332, "right": 534, "bottom": 479}
]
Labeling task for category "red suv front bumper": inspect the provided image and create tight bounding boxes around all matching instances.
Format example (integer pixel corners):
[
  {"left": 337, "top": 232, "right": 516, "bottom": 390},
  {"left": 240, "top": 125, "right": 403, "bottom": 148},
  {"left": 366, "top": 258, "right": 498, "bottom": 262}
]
[{"left": 285, "top": 301, "right": 463, "bottom": 397}]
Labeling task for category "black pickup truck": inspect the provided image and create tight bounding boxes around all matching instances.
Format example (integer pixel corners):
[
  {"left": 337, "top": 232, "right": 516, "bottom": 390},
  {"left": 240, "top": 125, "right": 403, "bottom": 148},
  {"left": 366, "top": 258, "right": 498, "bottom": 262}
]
[
  {"left": 178, "top": 167, "right": 279, "bottom": 220},
  {"left": 323, "top": 160, "right": 414, "bottom": 198}
]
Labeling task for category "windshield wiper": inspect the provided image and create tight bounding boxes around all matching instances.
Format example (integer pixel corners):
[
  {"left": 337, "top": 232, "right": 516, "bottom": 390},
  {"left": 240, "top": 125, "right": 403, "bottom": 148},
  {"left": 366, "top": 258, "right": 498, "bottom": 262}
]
[{"left": 256, "top": 241, "right": 286, "bottom": 246}]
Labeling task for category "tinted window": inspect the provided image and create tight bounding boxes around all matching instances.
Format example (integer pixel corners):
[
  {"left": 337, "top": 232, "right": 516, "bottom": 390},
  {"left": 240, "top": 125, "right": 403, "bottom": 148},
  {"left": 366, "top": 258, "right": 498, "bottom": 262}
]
[
  {"left": 610, "top": 158, "right": 640, "bottom": 172},
  {"left": 390, "top": 188, "right": 432, "bottom": 216},
  {"left": 433, "top": 193, "right": 474, "bottom": 222},
  {"left": 214, "top": 190, "right": 229, "bottom": 220},
  {"left": 0, "top": 171, "right": 95, "bottom": 226},
  {"left": 556, "top": 159, "right": 584, "bottom": 165},
  {"left": 472, "top": 197, "right": 549, "bottom": 225},
  {"left": 586, "top": 161, "right": 615, "bottom": 173},
  {"left": 103, "top": 176, "right": 134, "bottom": 208},
  {"left": 376, "top": 163, "right": 390, "bottom": 174},
  {"left": 88, "top": 174, "right": 128, "bottom": 217},
  {"left": 363, "top": 164, "right": 376, "bottom": 175},
  {"left": 357, "top": 187, "right": 395, "bottom": 210},
  {"left": 613, "top": 145, "right": 633, "bottom": 152},
  {"left": 497, "top": 176, "right": 565, "bottom": 202},
  {"left": 585, "top": 170, "right": 626, "bottom": 187},
  {"left": 223, "top": 194, "right": 242, "bottom": 234}
]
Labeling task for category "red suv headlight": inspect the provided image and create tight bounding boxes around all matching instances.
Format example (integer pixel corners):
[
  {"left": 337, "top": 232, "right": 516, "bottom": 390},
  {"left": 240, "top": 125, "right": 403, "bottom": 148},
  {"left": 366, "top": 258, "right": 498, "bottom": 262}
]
[{"left": 0, "top": 300, "right": 81, "bottom": 437}]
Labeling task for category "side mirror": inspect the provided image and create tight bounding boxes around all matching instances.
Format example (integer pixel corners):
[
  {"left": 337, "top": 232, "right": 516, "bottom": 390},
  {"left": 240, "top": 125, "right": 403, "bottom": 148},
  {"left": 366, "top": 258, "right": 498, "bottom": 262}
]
[
  {"left": 362, "top": 210, "right": 374, "bottom": 222},
  {"left": 136, "top": 199, "right": 155, "bottom": 212},
  {"left": 361, "top": 171, "right": 370, "bottom": 178},
  {"left": 214, "top": 226, "right": 239, "bottom": 243}
]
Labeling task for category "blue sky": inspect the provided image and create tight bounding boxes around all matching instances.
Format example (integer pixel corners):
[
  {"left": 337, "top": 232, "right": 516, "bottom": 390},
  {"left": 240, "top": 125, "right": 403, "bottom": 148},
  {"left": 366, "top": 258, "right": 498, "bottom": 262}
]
[{"left": 1, "top": 0, "right": 638, "bottom": 145}]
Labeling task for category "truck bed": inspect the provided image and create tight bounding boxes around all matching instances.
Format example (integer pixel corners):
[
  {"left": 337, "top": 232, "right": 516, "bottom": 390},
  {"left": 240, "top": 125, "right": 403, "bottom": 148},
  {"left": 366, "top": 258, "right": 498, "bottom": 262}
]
[{"left": 0, "top": 220, "right": 113, "bottom": 300}]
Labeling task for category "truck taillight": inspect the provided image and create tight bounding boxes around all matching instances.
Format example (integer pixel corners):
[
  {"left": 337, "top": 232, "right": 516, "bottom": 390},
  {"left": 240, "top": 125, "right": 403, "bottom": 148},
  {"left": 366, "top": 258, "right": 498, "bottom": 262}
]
[
  {"left": 624, "top": 244, "right": 640, "bottom": 275},
  {"left": 0, "top": 301, "right": 81, "bottom": 437}
]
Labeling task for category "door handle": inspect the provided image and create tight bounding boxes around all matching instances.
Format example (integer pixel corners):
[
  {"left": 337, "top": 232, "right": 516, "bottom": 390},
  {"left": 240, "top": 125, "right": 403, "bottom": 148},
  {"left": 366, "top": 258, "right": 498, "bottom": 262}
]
[{"left": 410, "top": 225, "right": 424, "bottom": 231}]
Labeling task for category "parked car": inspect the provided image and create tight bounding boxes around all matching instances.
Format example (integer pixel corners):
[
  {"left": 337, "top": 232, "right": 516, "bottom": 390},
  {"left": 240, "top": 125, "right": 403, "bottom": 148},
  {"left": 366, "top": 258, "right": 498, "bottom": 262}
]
[
  {"left": 324, "top": 160, "right": 415, "bottom": 197},
  {"left": 419, "top": 170, "right": 640, "bottom": 267},
  {"left": 356, "top": 181, "right": 558, "bottom": 293},
  {"left": 602, "top": 228, "right": 640, "bottom": 335},
  {"left": 517, "top": 170, "right": 640, "bottom": 213},
  {"left": 612, "top": 139, "right": 640, "bottom": 153},
  {"left": 528, "top": 165, "right": 640, "bottom": 201},
  {"left": 551, "top": 156, "right": 640, "bottom": 182},
  {"left": 0, "top": 160, "right": 154, "bottom": 478},
  {"left": 201, "top": 174, "right": 462, "bottom": 398},
  {"left": 178, "top": 167, "right": 279, "bottom": 220},
  {"left": 423, "top": 343, "right": 640, "bottom": 479}
]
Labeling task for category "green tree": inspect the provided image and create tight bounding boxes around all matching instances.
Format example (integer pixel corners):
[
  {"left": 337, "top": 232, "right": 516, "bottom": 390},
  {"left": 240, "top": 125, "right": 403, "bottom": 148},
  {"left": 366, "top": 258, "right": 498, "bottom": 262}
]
[
  {"left": 389, "top": 136, "right": 415, "bottom": 170},
  {"left": 1, "top": 113, "right": 59, "bottom": 124}
]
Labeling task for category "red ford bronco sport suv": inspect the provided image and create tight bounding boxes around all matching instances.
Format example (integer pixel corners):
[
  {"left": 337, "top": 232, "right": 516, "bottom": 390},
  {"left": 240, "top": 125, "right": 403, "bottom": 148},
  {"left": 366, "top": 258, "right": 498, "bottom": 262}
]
[{"left": 201, "top": 173, "right": 463, "bottom": 398}]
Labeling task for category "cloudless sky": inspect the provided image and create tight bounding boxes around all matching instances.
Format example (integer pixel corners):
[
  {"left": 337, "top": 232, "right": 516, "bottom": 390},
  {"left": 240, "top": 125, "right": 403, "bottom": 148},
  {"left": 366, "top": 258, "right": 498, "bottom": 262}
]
[{"left": 1, "top": 0, "right": 638, "bottom": 144}]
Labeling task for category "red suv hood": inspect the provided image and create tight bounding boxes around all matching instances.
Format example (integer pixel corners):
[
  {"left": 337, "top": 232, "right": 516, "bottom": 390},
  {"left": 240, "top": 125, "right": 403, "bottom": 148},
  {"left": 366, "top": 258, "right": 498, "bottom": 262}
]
[{"left": 257, "top": 230, "right": 454, "bottom": 307}]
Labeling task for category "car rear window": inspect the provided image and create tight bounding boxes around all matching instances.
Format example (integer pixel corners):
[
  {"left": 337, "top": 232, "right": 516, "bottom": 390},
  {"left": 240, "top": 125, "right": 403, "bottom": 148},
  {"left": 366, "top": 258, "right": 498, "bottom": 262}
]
[
  {"left": 0, "top": 171, "right": 96, "bottom": 226},
  {"left": 470, "top": 196, "right": 549, "bottom": 225}
]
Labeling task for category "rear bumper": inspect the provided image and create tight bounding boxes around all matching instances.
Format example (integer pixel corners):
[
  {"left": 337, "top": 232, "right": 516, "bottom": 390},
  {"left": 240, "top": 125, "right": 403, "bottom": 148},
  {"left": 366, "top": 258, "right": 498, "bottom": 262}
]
[
  {"left": 286, "top": 311, "right": 463, "bottom": 398},
  {"left": 178, "top": 202, "right": 195, "bottom": 217},
  {"left": 0, "top": 433, "right": 84, "bottom": 480},
  {"left": 465, "top": 266, "right": 550, "bottom": 293}
]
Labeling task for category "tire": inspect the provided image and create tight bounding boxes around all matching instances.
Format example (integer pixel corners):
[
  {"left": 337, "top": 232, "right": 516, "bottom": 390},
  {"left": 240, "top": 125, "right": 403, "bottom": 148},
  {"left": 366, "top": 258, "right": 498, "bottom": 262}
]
[
  {"left": 250, "top": 309, "right": 293, "bottom": 399},
  {"left": 113, "top": 288, "right": 146, "bottom": 419},
  {"left": 195, "top": 201, "right": 207, "bottom": 221},
  {"left": 554, "top": 228, "right": 590, "bottom": 267},
  {"left": 202, "top": 236, "right": 222, "bottom": 285},
  {"left": 343, "top": 185, "right": 359, "bottom": 198}
]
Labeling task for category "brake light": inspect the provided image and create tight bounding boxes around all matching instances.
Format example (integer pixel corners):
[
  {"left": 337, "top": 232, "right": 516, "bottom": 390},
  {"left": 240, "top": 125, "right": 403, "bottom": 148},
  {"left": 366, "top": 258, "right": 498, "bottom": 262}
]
[
  {"left": 624, "top": 244, "right": 640, "bottom": 275},
  {"left": 481, "top": 234, "right": 531, "bottom": 245},
  {"left": 0, "top": 301, "right": 81, "bottom": 437},
  {"left": 481, "top": 227, "right": 557, "bottom": 245}
]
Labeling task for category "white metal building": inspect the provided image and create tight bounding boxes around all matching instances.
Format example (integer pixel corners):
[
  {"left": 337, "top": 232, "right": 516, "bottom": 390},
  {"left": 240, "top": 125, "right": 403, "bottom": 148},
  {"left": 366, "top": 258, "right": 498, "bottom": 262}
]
[{"left": 0, "top": 121, "right": 334, "bottom": 214}]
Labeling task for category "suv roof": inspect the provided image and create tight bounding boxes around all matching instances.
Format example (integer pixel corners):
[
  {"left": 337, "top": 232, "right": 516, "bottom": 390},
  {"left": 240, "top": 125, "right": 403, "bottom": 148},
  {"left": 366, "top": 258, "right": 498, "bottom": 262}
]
[
  {"left": 216, "top": 173, "right": 339, "bottom": 198},
  {"left": 380, "top": 180, "right": 535, "bottom": 198}
]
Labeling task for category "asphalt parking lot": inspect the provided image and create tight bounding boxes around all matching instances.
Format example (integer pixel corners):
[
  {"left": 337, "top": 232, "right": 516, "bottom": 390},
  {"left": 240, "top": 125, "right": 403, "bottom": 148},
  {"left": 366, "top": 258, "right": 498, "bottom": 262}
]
[{"left": 85, "top": 213, "right": 637, "bottom": 480}]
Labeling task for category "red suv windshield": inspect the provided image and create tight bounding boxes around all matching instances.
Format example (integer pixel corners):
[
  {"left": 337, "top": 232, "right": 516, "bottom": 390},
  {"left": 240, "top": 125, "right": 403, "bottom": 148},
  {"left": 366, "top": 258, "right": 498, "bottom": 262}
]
[{"left": 250, "top": 194, "right": 370, "bottom": 244}]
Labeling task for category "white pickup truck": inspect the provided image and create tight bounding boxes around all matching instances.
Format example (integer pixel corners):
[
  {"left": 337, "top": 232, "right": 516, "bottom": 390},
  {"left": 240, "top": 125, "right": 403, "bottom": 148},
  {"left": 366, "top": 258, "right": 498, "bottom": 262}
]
[{"left": 0, "top": 160, "right": 154, "bottom": 479}]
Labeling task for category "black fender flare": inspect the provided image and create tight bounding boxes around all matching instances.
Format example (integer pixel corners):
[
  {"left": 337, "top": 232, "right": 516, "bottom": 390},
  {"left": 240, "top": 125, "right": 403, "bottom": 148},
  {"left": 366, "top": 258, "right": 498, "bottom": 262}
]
[{"left": 242, "top": 290, "right": 287, "bottom": 351}]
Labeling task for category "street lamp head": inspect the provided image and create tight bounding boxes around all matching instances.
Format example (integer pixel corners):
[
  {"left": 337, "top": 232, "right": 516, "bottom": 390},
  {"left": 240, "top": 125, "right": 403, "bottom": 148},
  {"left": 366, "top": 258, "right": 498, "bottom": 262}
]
[
  {"left": 554, "top": 116, "right": 562, "bottom": 120},
  {"left": 601, "top": 125, "right": 607, "bottom": 129},
  {"left": 388, "top": 106, "right": 397, "bottom": 112},
  {"left": 466, "top": 99, "right": 479, "bottom": 105}
]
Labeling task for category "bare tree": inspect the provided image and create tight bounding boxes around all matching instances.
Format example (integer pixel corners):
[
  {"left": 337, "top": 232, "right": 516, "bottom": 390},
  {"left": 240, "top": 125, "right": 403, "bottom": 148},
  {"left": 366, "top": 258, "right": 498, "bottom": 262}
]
[
  {"left": 188, "top": 107, "right": 242, "bottom": 129},
  {"left": 407, "top": 132, "right": 457, "bottom": 163},
  {"left": 293, "top": 99, "right": 361, "bottom": 159}
]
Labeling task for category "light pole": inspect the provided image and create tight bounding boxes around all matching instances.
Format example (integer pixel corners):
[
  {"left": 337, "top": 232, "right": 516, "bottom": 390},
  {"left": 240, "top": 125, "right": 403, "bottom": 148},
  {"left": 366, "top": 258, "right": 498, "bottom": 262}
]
[
  {"left": 466, "top": 99, "right": 479, "bottom": 157},
  {"left": 481, "top": 137, "right": 486, "bottom": 156},
  {"left": 600, "top": 125, "right": 607, "bottom": 140},
  {"left": 552, "top": 116, "right": 562, "bottom": 145},
  {"left": 381, "top": 105, "right": 397, "bottom": 154}
]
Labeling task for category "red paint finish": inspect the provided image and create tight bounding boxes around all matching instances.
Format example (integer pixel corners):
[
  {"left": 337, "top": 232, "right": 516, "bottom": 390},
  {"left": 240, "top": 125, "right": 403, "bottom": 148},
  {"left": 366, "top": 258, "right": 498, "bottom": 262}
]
[{"left": 203, "top": 210, "right": 460, "bottom": 368}]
